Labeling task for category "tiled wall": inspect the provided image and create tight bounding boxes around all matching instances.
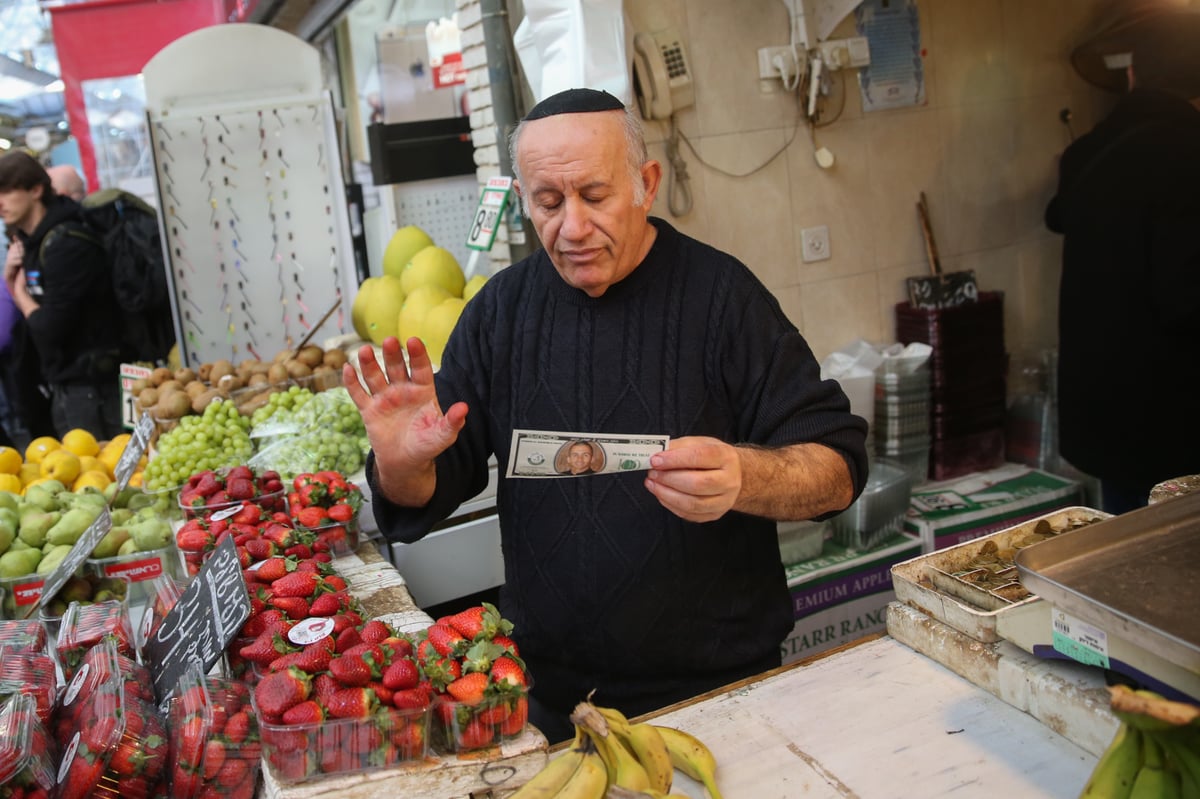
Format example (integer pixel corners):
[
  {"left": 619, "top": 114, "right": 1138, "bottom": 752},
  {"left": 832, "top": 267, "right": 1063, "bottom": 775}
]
[{"left": 459, "top": 0, "right": 1118, "bottom": 365}]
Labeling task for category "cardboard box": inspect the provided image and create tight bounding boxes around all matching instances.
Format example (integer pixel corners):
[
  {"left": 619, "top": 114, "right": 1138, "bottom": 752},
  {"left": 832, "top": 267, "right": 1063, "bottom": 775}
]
[
  {"left": 780, "top": 534, "right": 922, "bottom": 664},
  {"left": 904, "top": 463, "right": 1083, "bottom": 552}
]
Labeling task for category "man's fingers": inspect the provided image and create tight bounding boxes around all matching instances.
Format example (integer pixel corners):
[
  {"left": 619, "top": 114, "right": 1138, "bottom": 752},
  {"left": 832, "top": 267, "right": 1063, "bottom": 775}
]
[{"left": 405, "top": 338, "right": 436, "bottom": 383}]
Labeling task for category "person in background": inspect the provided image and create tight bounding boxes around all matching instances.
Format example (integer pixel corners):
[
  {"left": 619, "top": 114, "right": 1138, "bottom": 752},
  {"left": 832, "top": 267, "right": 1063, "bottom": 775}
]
[
  {"left": 0, "top": 151, "right": 125, "bottom": 440},
  {"left": 47, "top": 165, "right": 86, "bottom": 202},
  {"left": 345, "top": 88, "right": 868, "bottom": 742},
  {"left": 1046, "top": 9, "right": 1200, "bottom": 515},
  {"left": 0, "top": 223, "right": 53, "bottom": 449}
]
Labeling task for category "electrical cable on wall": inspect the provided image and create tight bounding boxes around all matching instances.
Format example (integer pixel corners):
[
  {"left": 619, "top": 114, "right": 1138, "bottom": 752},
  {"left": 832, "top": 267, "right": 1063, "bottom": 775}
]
[{"left": 665, "top": 115, "right": 693, "bottom": 216}]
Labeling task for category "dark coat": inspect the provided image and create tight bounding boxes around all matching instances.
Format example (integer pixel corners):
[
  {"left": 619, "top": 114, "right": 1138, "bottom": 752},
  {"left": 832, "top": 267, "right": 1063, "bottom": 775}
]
[{"left": 1046, "top": 89, "right": 1200, "bottom": 486}]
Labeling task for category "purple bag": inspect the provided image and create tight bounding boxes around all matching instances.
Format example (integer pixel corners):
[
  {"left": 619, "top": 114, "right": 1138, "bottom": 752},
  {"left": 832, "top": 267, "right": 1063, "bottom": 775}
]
[{"left": 0, "top": 287, "right": 17, "bottom": 354}]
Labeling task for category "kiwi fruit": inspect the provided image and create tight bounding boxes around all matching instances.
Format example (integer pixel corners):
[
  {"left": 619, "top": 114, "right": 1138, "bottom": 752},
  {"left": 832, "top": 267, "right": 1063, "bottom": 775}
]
[
  {"left": 247, "top": 372, "right": 269, "bottom": 387},
  {"left": 322, "top": 349, "right": 348, "bottom": 369},
  {"left": 311, "top": 365, "right": 340, "bottom": 392},
  {"left": 237, "top": 391, "right": 274, "bottom": 416},
  {"left": 156, "top": 392, "right": 193, "bottom": 420},
  {"left": 185, "top": 380, "right": 208, "bottom": 398},
  {"left": 273, "top": 349, "right": 292, "bottom": 364},
  {"left": 296, "top": 345, "right": 324, "bottom": 368},
  {"left": 286, "top": 360, "right": 313, "bottom": 379},
  {"left": 267, "top": 362, "right": 290, "bottom": 384},
  {"left": 158, "top": 379, "right": 184, "bottom": 396},
  {"left": 137, "top": 388, "right": 159, "bottom": 410},
  {"left": 131, "top": 378, "right": 149, "bottom": 394},
  {"left": 192, "top": 389, "right": 223, "bottom": 414},
  {"left": 208, "top": 359, "right": 234, "bottom": 382},
  {"left": 174, "top": 368, "right": 197, "bottom": 384},
  {"left": 149, "top": 366, "right": 173, "bottom": 387}
]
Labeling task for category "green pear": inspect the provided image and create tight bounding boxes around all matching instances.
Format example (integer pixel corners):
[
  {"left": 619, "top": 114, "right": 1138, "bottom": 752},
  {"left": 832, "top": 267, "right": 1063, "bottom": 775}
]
[
  {"left": 9, "top": 537, "right": 30, "bottom": 551},
  {"left": 46, "top": 507, "right": 100, "bottom": 547},
  {"left": 22, "top": 485, "right": 59, "bottom": 513},
  {"left": 103, "top": 481, "right": 120, "bottom": 504},
  {"left": 110, "top": 508, "right": 134, "bottom": 526},
  {"left": 0, "top": 520, "right": 14, "bottom": 554},
  {"left": 0, "top": 507, "right": 17, "bottom": 530},
  {"left": 129, "top": 518, "right": 171, "bottom": 552},
  {"left": 0, "top": 491, "right": 18, "bottom": 513},
  {"left": 18, "top": 511, "right": 60, "bottom": 549},
  {"left": 126, "top": 491, "right": 157, "bottom": 512},
  {"left": 90, "top": 526, "right": 132, "bottom": 560},
  {"left": 0, "top": 547, "right": 41, "bottom": 578},
  {"left": 70, "top": 489, "right": 108, "bottom": 510},
  {"left": 117, "top": 537, "right": 139, "bottom": 556},
  {"left": 36, "top": 544, "right": 74, "bottom": 575},
  {"left": 58, "top": 574, "right": 94, "bottom": 603}
]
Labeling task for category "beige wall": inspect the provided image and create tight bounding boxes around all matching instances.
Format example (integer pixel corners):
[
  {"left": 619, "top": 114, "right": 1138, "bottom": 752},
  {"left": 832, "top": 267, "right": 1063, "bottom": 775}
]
[{"left": 460, "top": 0, "right": 1119, "bottom": 365}]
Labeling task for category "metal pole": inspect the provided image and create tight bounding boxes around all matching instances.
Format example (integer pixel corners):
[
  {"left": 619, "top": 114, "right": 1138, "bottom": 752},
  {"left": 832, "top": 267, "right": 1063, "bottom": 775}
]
[{"left": 480, "top": 0, "right": 535, "bottom": 262}]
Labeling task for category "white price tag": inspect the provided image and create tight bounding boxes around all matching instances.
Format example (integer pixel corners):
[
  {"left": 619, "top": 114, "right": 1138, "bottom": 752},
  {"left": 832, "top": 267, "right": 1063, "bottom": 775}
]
[
  {"left": 119, "top": 363, "right": 153, "bottom": 430},
  {"left": 465, "top": 176, "right": 513, "bottom": 252}
]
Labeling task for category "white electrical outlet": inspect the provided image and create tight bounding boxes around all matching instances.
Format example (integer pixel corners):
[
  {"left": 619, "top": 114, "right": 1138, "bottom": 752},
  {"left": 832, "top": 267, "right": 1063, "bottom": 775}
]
[
  {"left": 801, "top": 225, "right": 831, "bottom": 262},
  {"left": 758, "top": 46, "right": 795, "bottom": 80}
]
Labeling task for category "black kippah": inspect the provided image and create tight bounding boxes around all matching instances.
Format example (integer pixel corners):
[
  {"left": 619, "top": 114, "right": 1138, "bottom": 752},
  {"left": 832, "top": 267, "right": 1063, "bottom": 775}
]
[{"left": 522, "top": 88, "right": 625, "bottom": 121}]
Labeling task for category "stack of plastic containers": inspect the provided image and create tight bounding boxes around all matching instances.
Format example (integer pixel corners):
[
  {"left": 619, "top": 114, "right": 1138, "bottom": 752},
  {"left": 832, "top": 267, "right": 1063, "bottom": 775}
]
[{"left": 874, "top": 351, "right": 932, "bottom": 485}]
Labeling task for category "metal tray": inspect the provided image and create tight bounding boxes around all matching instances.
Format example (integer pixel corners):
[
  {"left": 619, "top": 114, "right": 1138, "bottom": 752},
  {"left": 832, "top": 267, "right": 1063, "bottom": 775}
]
[
  {"left": 1016, "top": 491, "right": 1200, "bottom": 673},
  {"left": 891, "top": 506, "right": 1110, "bottom": 642}
]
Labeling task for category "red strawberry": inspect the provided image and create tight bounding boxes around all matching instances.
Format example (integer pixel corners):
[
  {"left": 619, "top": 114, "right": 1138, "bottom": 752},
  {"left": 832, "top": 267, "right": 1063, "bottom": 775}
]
[
  {"left": 271, "top": 571, "right": 320, "bottom": 598},
  {"left": 369, "top": 680, "right": 394, "bottom": 706},
  {"left": 359, "top": 619, "right": 392, "bottom": 644},
  {"left": 296, "top": 506, "right": 328, "bottom": 529},
  {"left": 325, "top": 687, "right": 375, "bottom": 719},
  {"left": 382, "top": 657, "right": 421, "bottom": 691},
  {"left": 392, "top": 686, "right": 432, "bottom": 711},
  {"left": 239, "top": 632, "right": 295, "bottom": 666},
  {"left": 445, "top": 602, "right": 508, "bottom": 641},
  {"left": 490, "top": 655, "right": 528, "bottom": 688},
  {"left": 270, "top": 596, "right": 311, "bottom": 620},
  {"left": 216, "top": 757, "right": 251, "bottom": 789},
  {"left": 293, "top": 641, "right": 335, "bottom": 674},
  {"left": 390, "top": 719, "right": 426, "bottom": 758},
  {"left": 202, "top": 739, "right": 227, "bottom": 780},
  {"left": 253, "top": 556, "right": 294, "bottom": 583},
  {"left": 240, "top": 608, "right": 287, "bottom": 639},
  {"left": 226, "top": 477, "right": 255, "bottom": 500},
  {"left": 223, "top": 710, "right": 252, "bottom": 745},
  {"left": 456, "top": 717, "right": 496, "bottom": 750},
  {"left": 381, "top": 635, "right": 415, "bottom": 660},
  {"left": 425, "top": 622, "right": 468, "bottom": 657},
  {"left": 243, "top": 537, "right": 277, "bottom": 561},
  {"left": 328, "top": 502, "right": 355, "bottom": 522},
  {"left": 492, "top": 634, "right": 520, "bottom": 657},
  {"left": 308, "top": 591, "right": 346, "bottom": 617},
  {"left": 194, "top": 472, "right": 221, "bottom": 497},
  {"left": 446, "top": 672, "right": 489, "bottom": 705},
  {"left": 281, "top": 699, "right": 325, "bottom": 725},
  {"left": 176, "top": 527, "right": 213, "bottom": 552},
  {"left": 227, "top": 465, "right": 254, "bottom": 483},
  {"left": 312, "top": 673, "right": 340, "bottom": 706},
  {"left": 328, "top": 654, "right": 373, "bottom": 687},
  {"left": 324, "top": 574, "right": 348, "bottom": 592},
  {"left": 254, "top": 666, "right": 311, "bottom": 716},
  {"left": 334, "top": 626, "right": 362, "bottom": 653},
  {"left": 422, "top": 655, "right": 462, "bottom": 692}
]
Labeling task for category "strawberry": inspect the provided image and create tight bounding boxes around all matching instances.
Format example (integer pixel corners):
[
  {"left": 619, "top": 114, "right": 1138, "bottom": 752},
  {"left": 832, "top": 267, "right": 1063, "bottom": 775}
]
[
  {"left": 271, "top": 570, "right": 320, "bottom": 599},
  {"left": 238, "top": 632, "right": 294, "bottom": 667},
  {"left": 392, "top": 686, "right": 432, "bottom": 711},
  {"left": 445, "top": 602, "right": 509, "bottom": 641},
  {"left": 308, "top": 592, "right": 345, "bottom": 617},
  {"left": 359, "top": 619, "right": 393, "bottom": 644},
  {"left": 226, "top": 477, "right": 255, "bottom": 500},
  {"left": 328, "top": 502, "right": 355, "bottom": 522},
  {"left": 490, "top": 655, "right": 528, "bottom": 688},
  {"left": 281, "top": 699, "right": 325, "bottom": 725},
  {"left": 328, "top": 654, "right": 373, "bottom": 687},
  {"left": 240, "top": 608, "right": 287, "bottom": 639},
  {"left": 456, "top": 717, "right": 496, "bottom": 750},
  {"left": 216, "top": 757, "right": 251, "bottom": 789},
  {"left": 270, "top": 596, "right": 310, "bottom": 620},
  {"left": 324, "top": 574, "right": 348, "bottom": 592},
  {"left": 462, "top": 640, "right": 507, "bottom": 675},
  {"left": 369, "top": 680, "right": 394, "bottom": 706},
  {"left": 422, "top": 655, "right": 462, "bottom": 692},
  {"left": 254, "top": 666, "right": 311, "bottom": 717},
  {"left": 202, "top": 739, "right": 228, "bottom": 780},
  {"left": 492, "top": 634, "right": 520, "bottom": 657},
  {"left": 284, "top": 543, "right": 314, "bottom": 559},
  {"left": 381, "top": 635, "right": 415, "bottom": 660},
  {"left": 382, "top": 657, "right": 421, "bottom": 691},
  {"left": 334, "top": 626, "right": 362, "bottom": 653},
  {"left": 446, "top": 672, "right": 489, "bottom": 705},
  {"left": 293, "top": 640, "right": 335, "bottom": 674},
  {"left": 312, "top": 673, "right": 340, "bottom": 706},
  {"left": 223, "top": 710, "right": 253, "bottom": 746},
  {"left": 325, "top": 687, "right": 375, "bottom": 719},
  {"left": 243, "top": 537, "right": 277, "bottom": 561},
  {"left": 226, "top": 465, "right": 254, "bottom": 483},
  {"left": 175, "top": 527, "right": 214, "bottom": 552},
  {"left": 391, "top": 719, "right": 427, "bottom": 758},
  {"left": 425, "top": 622, "right": 468, "bottom": 657},
  {"left": 194, "top": 471, "right": 222, "bottom": 497},
  {"left": 254, "top": 556, "right": 294, "bottom": 583}
]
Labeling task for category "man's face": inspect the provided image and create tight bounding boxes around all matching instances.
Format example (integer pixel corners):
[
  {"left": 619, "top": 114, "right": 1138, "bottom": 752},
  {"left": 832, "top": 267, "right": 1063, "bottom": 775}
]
[
  {"left": 0, "top": 186, "right": 41, "bottom": 233},
  {"left": 515, "top": 112, "right": 661, "bottom": 297},
  {"left": 567, "top": 444, "right": 593, "bottom": 474}
]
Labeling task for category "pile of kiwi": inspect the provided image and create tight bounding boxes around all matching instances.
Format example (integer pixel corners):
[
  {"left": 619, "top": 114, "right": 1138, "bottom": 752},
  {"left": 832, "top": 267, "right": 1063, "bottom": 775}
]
[{"left": 131, "top": 345, "right": 350, "bottom": 422}]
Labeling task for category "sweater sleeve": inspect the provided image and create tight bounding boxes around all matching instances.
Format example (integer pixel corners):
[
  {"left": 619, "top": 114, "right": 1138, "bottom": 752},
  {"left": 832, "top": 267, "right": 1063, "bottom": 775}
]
[{"left": 24, "top": 228, "right": 109, "bottom": 354}]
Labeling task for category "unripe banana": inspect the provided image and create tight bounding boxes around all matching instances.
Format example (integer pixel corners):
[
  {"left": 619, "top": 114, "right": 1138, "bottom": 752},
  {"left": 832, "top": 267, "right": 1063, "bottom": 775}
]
[
  {"left": 553, "top": 747, "right": 609, "bottom": 799},
  {"left": 653, "top": 725, "right": 723, "bottom": 799},
  {"left": 509, "top": 746, "right": 586, "bottom": 799},
  {"left": 1080, "top": 722, "right": 1143, "bottom": 799},
  {"left": 584, "top": 725, "right": 652, "bottom": 791},
  {"left": 1158, "top": 731, "right": 1200, "bottom": 798},
  {"left": 596, "top": 706, "right": 674, "bottom": 794},
  {"left": 1129, "top": 735, "right": 1182, "bottom": 799}
]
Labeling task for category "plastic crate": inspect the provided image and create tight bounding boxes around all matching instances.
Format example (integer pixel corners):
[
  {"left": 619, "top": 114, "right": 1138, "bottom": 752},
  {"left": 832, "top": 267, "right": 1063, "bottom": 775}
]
[
  {"left": 0, "top": 694, "right": 57, "bottom": 797},
  {"left": 167, "top": 662, "right": 261, "bottom": 799},
  {"left": 830, "top": 460, "right": 913, "bottom": 550},
  {"left": 430, "top": 684, "right": 530, "bottom": 754}
]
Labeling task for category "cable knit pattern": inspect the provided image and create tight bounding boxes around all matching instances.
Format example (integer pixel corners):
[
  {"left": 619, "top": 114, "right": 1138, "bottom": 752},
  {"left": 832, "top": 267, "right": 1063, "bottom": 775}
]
[{"left": 370, "top": 218, "right": 867, "bottom": 711}]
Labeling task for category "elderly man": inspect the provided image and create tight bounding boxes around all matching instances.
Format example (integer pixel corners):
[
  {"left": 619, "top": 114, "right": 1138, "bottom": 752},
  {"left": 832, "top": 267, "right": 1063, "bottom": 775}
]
[{"left": 345, "top": 88, "right": 868, "bottom": 741}]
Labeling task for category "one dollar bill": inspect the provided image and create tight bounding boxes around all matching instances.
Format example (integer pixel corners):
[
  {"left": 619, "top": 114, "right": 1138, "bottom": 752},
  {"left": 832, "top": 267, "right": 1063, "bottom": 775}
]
[{"left": 506, "top": 430, "right": 670, "bottom": 478}]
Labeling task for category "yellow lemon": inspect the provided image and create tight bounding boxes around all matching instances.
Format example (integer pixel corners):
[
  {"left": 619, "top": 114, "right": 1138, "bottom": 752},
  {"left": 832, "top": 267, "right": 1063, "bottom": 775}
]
[
  {"left": 62, "top": 428, "right": 100, "bottom": 458},
  {"left": 24, "top": 436, "right": 61, "bottom": 465},
  {"left": 19, "top": 462, "right": 40, "bottom": 486},
  {"left": 397, "top": 285, "right": 453, "bottom": 348},
  {"left": 40, "top": 449, "right": 82, "bottom": 485},
  {"left": 422, "top": 297, "right": 467, "bottom": 368},
  {"left": 78, "top": 455, "right": 104, "bottom": 476},
  {"left": 0, "top": 446, "right": 22, "bottom": 475},
  {"left": 400, "top": 246, "right": 465, "bottom": 297},
  {"left": 73, "top": 470, "right": 112, "bottom": 492},
  {"left": 98, "top": 447, "right": 122, "bottom": 477},
  {"left": 0, "top": 474, "right": 21, "bottom": 493},
  {"left": 382, "top": 225, "right": 435, "bottom": 280},
  {"left": 106, "top": 433, "right": 132, "bottom": 451},
  {"left": 128, "top": 471, "right": 144, "bottom": 488}
]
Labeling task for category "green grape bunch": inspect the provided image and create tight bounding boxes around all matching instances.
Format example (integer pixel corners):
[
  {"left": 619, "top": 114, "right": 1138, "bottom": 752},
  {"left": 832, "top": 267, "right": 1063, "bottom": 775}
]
[{"left": 144, "top": 399, "right": 254, "bottom": 491}]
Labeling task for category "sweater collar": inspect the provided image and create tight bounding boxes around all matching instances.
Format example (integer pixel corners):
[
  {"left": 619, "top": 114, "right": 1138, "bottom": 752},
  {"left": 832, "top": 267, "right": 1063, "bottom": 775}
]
[{"left": 542, "top": 217, "right": 677, "bottom": 306}]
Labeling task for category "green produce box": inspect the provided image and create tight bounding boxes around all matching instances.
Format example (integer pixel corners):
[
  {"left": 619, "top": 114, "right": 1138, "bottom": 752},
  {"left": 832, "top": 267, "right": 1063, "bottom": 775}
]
[{"left": 0, "top": 573, "right": 45, "bottom": 620}]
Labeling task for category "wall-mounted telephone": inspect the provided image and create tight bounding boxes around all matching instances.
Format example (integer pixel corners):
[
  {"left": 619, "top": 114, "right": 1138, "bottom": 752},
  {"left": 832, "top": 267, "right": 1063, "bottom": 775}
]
[{"left": 632, "top": 29, "right": 694, "bottom": 120}]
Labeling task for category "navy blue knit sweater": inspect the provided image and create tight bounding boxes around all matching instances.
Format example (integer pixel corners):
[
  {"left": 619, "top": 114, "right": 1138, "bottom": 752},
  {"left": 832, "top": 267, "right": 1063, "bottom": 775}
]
[{"left": 370, "top": 218, "right": 868, "bottom": 713}]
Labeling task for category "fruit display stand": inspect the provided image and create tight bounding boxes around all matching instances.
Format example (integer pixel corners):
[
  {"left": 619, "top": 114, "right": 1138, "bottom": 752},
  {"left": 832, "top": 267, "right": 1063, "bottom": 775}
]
[{"left": 256, "top": 540, "right": 549, "bottom": 799}]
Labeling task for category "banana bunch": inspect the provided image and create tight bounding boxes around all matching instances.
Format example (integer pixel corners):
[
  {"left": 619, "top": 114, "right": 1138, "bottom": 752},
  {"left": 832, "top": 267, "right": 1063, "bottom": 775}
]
[
  {"left": 510, "top": 700, "right": 724, "bottom": 799},
  {"left": 1079, "top": 684, "right": 1200, "bottom": 799}
]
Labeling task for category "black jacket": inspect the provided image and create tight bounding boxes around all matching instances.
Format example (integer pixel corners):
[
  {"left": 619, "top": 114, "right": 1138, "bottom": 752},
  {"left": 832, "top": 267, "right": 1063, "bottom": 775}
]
[
  {"left": 14, "top": 196, "right": 124, "bottom": 386},
  {"left": 1046, "top": 89, "right": 1200, "bottom": 485}
]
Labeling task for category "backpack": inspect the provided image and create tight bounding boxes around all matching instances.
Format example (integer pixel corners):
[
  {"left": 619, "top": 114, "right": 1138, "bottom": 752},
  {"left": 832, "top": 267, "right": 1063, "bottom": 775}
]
[{"left": 40, "top": 188, "right": 177, "bottom": 366}]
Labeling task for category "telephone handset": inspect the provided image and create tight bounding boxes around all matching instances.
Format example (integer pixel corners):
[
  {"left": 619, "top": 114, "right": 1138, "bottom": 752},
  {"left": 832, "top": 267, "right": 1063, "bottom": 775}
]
[{"left": 632, "top": 29, "right": 695, "bottom": 120}]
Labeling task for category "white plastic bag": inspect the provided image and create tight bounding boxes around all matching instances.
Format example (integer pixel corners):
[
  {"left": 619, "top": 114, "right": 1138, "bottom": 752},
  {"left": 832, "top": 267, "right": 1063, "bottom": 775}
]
[{"left": 514, "top": 0, "right": 630, "bottom": 104}]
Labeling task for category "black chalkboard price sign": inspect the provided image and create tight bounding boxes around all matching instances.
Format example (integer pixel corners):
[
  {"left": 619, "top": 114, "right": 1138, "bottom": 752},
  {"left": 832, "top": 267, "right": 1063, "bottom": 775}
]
[
  {"left": 35, "top": 507, "right": 112, "bottom": 616},
  {"left": 113, "top": 412, "right": 155, "bottom": 494},
  {"left": 144, "top": 535, "right": 250, "bottom": 706}
]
